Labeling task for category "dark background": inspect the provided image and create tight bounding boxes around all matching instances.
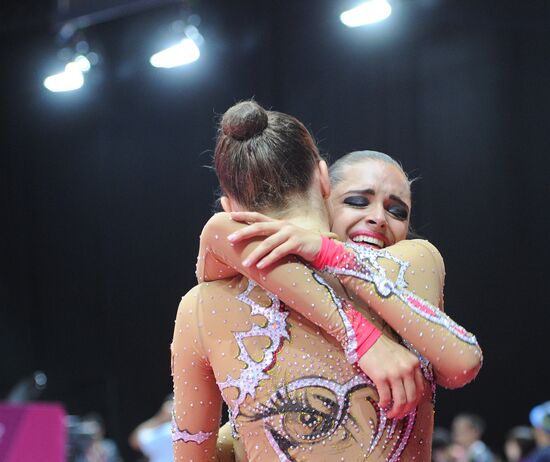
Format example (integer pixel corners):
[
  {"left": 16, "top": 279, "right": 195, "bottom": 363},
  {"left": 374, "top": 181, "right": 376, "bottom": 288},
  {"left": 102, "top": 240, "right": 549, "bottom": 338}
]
[{"left": 1, "top": 0, "right": 549, "bottom": 459}]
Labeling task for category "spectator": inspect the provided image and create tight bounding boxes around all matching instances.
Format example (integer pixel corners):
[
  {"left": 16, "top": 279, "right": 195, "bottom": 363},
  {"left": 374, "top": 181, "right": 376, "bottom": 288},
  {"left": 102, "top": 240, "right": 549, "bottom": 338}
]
[
  {"left": 528, "top": 401, "right": 550, "bottom": 462},
  {"left": 74, "top": 413, "right": 121, "bottom": 462},
  {"left": 433, "top": 426, "right": 457, "bottom": 462},
  {"left": 504, "top": 426, "right": 536, "bottom": 462},
  {"left": 129, "top": 395, "right": 173, "bottom": 462},
  {"left": 452, "top": 413, "right": 495, "bottom": 462}
]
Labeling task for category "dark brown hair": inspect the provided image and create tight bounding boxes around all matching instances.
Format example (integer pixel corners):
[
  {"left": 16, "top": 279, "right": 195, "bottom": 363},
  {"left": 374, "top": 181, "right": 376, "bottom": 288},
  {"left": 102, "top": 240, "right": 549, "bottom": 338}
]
[{"left": 214, "top": 100, "right": 321, "bottom": 211}]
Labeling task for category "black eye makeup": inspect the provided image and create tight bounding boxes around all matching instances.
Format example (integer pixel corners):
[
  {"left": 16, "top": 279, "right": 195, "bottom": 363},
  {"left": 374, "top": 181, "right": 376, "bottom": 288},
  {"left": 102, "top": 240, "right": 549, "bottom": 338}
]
[
  {"left": 343, "top": 195, "right": 369, "bottom": 207},
  {"left": 342, "top": 193, "right": 409, "bottom": 221},
  {"left": 387, "top": 204, "right": 409, "bottom": 221}
]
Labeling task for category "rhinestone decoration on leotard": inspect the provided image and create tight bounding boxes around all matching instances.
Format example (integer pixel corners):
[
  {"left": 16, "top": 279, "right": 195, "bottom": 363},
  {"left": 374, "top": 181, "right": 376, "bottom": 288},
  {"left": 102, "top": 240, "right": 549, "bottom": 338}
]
[
  {"left": 215, "top": 278, "right": 422, "bottom": 461},
  {"left": 311, "top": 272, "right": 358, "bottom": 364},
  {"left": 218, "top": 280, "right": 290, "bottom": 431},
  {"left": 242, "top": 375, "right": 417, "bottom": 462},
  {"left": 171, "top": 415, "right": 212, "bottom": 444},
  {"left": 326, "top": 243, "right": 479, "bottom": 346},
  {"left": 402, "top": 338, "right": 437, "bottom": 404}
]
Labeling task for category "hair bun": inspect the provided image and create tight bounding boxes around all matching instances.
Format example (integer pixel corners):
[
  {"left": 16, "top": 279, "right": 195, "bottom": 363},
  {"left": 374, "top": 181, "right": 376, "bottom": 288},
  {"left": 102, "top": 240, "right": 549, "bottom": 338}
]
[{"left": 221, "top": 101, "right": 268, "bottom": 141}]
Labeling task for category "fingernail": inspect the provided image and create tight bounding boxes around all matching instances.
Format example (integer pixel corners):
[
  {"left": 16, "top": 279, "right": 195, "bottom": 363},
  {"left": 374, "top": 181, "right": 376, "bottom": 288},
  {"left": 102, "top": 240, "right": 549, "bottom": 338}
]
[
  {"left": 257, "top": 261, "right": 265, "bottom": 269},
  {"left": 227, "top": 233, "right": 236, "bottom": 241},
  {"left": 242, "top": 259, "right": 250, "bottom": 267}
]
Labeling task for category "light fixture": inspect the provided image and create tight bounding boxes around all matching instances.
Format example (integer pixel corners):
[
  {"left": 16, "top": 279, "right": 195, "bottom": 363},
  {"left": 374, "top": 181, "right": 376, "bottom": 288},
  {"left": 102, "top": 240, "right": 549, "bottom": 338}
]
[
  {"left": 43, "top": 38, "right": 98, "bottom": 93},
  {"left": 150, "top": 38, "right": 200, "bottom": 69},
  {"left": 150, "top": 20, "right": 203, "bottom": 69},
  {"left": 340, "top": 0, "right": 392, "bottom": 27},
  {"left": 44, "top": 56, "right": 91, "bottom": 92}
]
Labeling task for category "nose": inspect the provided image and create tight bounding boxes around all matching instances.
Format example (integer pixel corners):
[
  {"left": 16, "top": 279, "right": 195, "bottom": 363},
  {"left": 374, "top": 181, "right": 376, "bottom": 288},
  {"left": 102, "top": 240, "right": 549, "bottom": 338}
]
[{"left": 365, "top": 203, "right": 387, "bottom": 229}]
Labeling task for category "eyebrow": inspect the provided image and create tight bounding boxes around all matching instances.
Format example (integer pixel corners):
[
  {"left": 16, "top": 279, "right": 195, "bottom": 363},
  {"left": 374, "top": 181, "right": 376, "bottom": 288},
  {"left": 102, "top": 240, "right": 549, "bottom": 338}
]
[{"left": 344, "top": 189, "right": 410, "bottom": 210}]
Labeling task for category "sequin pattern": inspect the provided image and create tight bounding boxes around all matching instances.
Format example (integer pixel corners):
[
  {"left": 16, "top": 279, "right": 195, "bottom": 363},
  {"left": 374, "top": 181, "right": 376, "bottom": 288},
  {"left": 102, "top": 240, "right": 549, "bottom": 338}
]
[
  {"left": 326, "top": 243, "right": 479, "bottom": 346},
  {"left": 171, "top": 416, "right": 212, "bottom": 444},
  {"left": 311, "top": 272, "right": 358, "bottom": 364},
  {"left": 218, "top": 280, "right": 290, "bottom": 429},
  {"left": 174, "top": 214, "right": 480, "bottom": 460},
  {"left": 222, "top": 281, "right": 428, "bottom": 461}
]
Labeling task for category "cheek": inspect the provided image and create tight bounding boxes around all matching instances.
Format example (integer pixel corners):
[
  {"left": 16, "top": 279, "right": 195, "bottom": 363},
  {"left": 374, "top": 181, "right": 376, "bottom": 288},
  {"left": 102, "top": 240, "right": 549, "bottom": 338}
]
[{"left": 330, "top": 208, "right": 355, "bottom": 241}]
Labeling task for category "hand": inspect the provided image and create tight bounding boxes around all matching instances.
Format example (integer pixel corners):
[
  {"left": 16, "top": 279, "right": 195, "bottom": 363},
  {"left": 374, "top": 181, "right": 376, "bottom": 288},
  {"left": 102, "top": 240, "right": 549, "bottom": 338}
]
[
  {"left": 357, "top": 335, "right": 426, "bottom": 419},
  {"left": 227, "top": 212, "right": 323, "bottom": 269}
]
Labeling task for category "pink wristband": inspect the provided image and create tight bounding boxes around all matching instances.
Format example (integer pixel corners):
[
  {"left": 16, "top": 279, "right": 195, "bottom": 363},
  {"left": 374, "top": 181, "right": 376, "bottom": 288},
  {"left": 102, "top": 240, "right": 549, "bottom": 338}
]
[
  {"left": 312, "top": 236, "right": 354, "bottom": 270},
  {"left": 346, "top": 307, "right": 382, "bottom": 360}
]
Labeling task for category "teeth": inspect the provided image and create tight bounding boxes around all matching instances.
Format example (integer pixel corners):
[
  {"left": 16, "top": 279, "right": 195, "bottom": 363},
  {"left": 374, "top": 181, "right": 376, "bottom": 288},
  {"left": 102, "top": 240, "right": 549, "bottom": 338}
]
[{"left": 352, "top": 235, "right": 385, "bottom": 248}]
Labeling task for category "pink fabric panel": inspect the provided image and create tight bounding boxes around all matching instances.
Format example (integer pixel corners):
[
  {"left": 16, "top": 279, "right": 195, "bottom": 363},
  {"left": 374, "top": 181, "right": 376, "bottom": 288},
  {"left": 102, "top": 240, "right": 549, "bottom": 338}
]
[{"left": 0, "top": 403, "right": 66, "bottom": 462}]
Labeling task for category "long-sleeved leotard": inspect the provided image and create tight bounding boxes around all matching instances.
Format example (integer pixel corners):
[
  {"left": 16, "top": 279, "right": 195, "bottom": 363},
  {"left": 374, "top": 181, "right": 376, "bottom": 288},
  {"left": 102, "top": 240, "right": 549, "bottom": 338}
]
[
  {"left": 173, "top": 276, "right": 436, "bottom": 461},
  {"left": 195, "top": 212, "right": 482, "bottom": 388},
  {"left": 171, "top": 213, "right": 482, "bottom": 461}
]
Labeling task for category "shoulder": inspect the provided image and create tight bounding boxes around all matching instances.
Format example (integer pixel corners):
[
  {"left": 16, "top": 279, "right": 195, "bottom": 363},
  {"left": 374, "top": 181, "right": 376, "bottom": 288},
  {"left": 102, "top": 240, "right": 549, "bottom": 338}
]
[
  {"left": 178, "top": 281, "right": 229, "bottom": 313},
  {"left": 201, "top": 212, "right": 234, "bottom": 237},
  {"left": 178, "top": 285, "right": 202, "bottom": 314},
  {"left": 392, "top": 239, "right": 445, "bottom": 276},
  {"left": 396, "top": 238, "right": 441, "bottom": 257}
]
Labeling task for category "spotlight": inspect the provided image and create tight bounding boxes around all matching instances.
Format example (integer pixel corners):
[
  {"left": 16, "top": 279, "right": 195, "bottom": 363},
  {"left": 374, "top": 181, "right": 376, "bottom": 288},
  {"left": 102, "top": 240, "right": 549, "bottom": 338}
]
[
  {"left": 44, "top": 62, "right": 84, "bottom": 93},
  {"left": 340, "top": 0, "right": 392, "bottom": 27},
  {"left": 150, "top": 20, "right": 203, "bottom": 69},
  {"left": 43, "top": 45, "right": 98, "bottom": 93},
  {"left": 150, "top": 38, "right": 200, "bottom": 69}
]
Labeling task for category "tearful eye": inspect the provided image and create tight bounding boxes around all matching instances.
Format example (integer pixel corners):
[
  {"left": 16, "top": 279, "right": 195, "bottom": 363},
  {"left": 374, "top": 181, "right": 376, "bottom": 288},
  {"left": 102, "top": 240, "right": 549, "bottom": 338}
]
[
  {"left": 388, "top": 205, "right": 408, "bottom": 220},
  {"left": 344, "top": 196, "right": 369, "bottom": 207}
]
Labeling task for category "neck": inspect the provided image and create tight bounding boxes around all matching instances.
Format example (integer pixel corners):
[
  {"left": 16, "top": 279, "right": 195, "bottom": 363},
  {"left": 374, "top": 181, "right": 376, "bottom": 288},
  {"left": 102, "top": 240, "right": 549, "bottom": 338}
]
[{"left": 267, "top": 198, "right": 330, "bottom": 233}]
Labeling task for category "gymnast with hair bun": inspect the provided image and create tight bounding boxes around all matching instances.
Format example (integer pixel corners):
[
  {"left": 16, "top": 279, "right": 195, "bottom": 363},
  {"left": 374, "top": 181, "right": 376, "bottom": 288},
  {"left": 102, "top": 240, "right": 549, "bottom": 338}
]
[{"left": 171, "top": 100, "right": 482, "bottom": 461}]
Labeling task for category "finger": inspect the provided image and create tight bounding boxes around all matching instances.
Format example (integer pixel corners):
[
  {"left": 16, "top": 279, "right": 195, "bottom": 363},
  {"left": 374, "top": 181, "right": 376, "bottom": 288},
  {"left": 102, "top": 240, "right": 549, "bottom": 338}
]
[
  {"left": 243, "top": 233, "right": 290, "bottom": 267},
  {"left": 376, "top": 380, "right": 392, "bottom": 411},
  {"left": 257, "top": 241, "right": 297, "bottom": 269},
  {"left": 401, "top": 373, "right": 417, "bottom": 417},
  {"left": 228, "top": 223, "right": 283, "bottom": 243},
  {"left": 386, "top": 379, "right": 406, "bottom": 419},
  {"left": 229, "top": 211, "right": 274, "bottom": 224},
  {"left": 414, "top": 366, "right": 426, "bottom": 404}
]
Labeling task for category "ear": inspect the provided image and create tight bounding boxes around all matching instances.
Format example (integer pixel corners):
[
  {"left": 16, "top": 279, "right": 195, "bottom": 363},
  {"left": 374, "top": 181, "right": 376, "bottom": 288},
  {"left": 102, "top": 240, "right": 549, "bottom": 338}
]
[
  {"left": 220, "top": 196, "right": 233, "bottom": 213},
  {"left": 318, "top": 160, "right": 331, "bottom": 199}
]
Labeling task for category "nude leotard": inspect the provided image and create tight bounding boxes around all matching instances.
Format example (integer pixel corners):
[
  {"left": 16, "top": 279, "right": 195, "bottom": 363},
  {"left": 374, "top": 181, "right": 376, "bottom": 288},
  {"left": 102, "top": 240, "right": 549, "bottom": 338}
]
[{"left": 171, "top": 213, "right": 482, "bottom": 461}]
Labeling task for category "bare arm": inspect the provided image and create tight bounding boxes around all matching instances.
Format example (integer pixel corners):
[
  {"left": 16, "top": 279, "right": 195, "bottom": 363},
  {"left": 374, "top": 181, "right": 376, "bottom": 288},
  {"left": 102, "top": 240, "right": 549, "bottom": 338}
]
[
  {"left": 312, "top": 237, "right": 482, "bottom": 388},
  {"left": 198, "top": 212, "right": 482, "bottom": 389},
  {"left": 197, "top": 214, "right": 433, "bottom": 420},
  {"left": 197, "top": 213, "right": 361, "bottom": 364},
  {"left": 171, "top": 286, "right": 223, "bottom": 460}
]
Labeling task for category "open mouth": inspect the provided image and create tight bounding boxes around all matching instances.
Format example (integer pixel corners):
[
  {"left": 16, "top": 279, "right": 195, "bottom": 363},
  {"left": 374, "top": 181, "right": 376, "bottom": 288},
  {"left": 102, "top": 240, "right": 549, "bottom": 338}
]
[{"left": 350, "top": 235, "right": 385, "bottom": 249}]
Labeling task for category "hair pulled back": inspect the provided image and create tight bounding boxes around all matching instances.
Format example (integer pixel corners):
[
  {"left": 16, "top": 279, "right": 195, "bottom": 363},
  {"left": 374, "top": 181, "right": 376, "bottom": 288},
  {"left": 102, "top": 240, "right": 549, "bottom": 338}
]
[
  {"left": 329, "top": 150, "right": 410, "bottom": 188},
  {"left": 215, "top": 100, "right": 321, "bottom": 211}
]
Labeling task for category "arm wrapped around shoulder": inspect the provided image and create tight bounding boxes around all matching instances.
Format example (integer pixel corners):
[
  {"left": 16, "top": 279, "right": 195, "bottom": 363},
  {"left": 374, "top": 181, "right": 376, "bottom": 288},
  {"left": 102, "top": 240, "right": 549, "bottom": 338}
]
[{"left": 314, "top": 238, "right": 483, "bottom": 389}]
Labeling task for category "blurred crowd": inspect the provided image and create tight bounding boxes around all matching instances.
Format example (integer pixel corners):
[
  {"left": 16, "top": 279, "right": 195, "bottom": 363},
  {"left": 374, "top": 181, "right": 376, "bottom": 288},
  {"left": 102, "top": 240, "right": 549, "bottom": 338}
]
[
  {"left": 68, "top": 394, "right": 173, "bottom": 462},
  {"left": 433, "top": 402, "right": 550, "bottom": 462}
]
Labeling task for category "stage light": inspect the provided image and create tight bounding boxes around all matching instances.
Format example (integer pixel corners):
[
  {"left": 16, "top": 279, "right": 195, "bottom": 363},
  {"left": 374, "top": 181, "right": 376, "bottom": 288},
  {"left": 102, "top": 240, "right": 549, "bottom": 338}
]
[
  {"left": 150, "top": 37, "right": 200, "bottom": 69},
  {"left": 43, "top": 43, "right": 97, "bottom": 93},
  {"left": 340, "top": 0, "right": 392, "bottom": 27},
  {"left": 43, "top": 62, "right": 85, "bottom": 92},
  {"left": 73, "top": 54, "right": 91, "bottom": 72}
]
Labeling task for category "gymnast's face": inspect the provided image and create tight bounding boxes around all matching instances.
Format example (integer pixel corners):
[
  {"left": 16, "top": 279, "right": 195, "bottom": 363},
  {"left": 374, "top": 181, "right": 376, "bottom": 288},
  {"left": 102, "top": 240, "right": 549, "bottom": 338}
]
[{"left": 329, "top": 159, "right": 411, "bottom": 248}]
